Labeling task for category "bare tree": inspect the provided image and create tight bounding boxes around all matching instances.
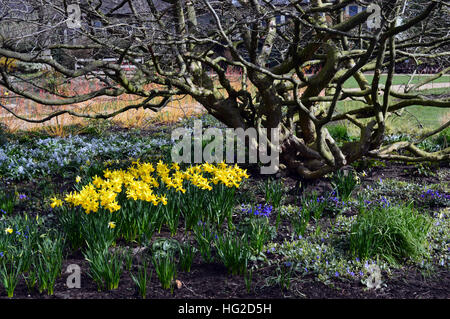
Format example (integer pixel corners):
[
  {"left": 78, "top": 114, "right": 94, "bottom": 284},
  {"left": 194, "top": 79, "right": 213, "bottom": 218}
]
[{"left": 0, "top": 0, "right": 449, "bottom": 178}]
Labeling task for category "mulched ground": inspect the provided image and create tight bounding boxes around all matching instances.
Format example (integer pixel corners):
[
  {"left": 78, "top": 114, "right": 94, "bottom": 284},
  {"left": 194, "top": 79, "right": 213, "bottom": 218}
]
[
  {"left": 2, "top": 256, "right": 448, "bottom": 299},
  {"left": 1, "top": 155, "right": 449, "bottom": 300}
]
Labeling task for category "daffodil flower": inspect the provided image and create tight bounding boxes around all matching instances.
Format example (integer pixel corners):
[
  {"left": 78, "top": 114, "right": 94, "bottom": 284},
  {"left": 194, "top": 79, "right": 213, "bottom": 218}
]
[
  {"left": 108, "top": 221, "right": 116, "bottom": 229},
  {"left": 75, "top": 176, "right": 81, "bottom": 183},
  {"left": 5, "top": 227, "right": 13, "bottom": 234},
  {"left": 50, "top": 196, "right": 63, "bottom": 208}
]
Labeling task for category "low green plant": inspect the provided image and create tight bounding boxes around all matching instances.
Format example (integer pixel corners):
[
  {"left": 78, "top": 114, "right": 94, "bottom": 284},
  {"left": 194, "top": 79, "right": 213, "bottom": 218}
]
[
  {"left": 23, "top": 268, "right": 38, "bottom": 293},
  {"left": 263, "top": 178, "right": 284, "bottom": 229},
  {"left": 0, "top": 213, "right": 44, "bottom": 272},
  {"left": 435, "top": 127, "right": 449, "bottom": 149},
  {"left": 244, "top": 268, "right": 253, "bottom": 294},
  {"left": 0, "top": 191, "right": 16, "bottom": 215},
  {"left": 84, "top": 244, "right": 124, "bottom": 291},
  {"left": 214, "top": 232, "right": 251, "bottom": 276},
  {"left": 350, "top": 204, "right": 432, "bottom": 264},
  {"left": 152, "top": 251, "right": 177, "bottom": 293},
  {"left": 182, "top": 183, "right": 236, "bottom": 230},
  {"left": 161, "top": 190, "right": 181, "bottom": 236},
  {"left": 35, "top": 235, "right": 64, "bottom": 295},
  {"left": 182, "top": 184, "right": 207, "bottom": 231},
  {"left": 206, "top": 184, "right": 236, "bottom": 229},
  {"left": 331, "top": 170, "right": 358, "bottom": 202},
  {"left": 305, "top": 193, "right": 327, "bottom": 220},
  {"left": 57, "top": 206, "right": 84, "bottom": 251},
  {"left": 0, "top": 256, "right": 23, "bottom": 298},
  {"left": 327, "top": 124, "right": 351, "bottom": 142},
  {"left": 267, "top": 262, "right": 296, "bottom": 291},
  {"left": 81, "top": 211, "right": 117, "bottom": 249},
  {"left": 179, "top": 242, "right": 196, "bottom": 272},
  {"left": 117, "top": 200, "right": 160, "bottom": 243},
  {"left": 290, "top": 194, "right": 328, "bottom": 236},
  {"left": 240, "top": 205, "right": 274, "bottom": 254},
  {"left": 264, "top": 178, "right": 284, "bottom": 208},
  {"left": 124, "top": 248, "right": 134, "bottom": 272},
  {"left": 413, "top": 162, "right": 436, "bottom": 177},
  {"left": 278, "top": 262, "right": 296, "bottom": 291},
  {"left": 291, "top": 207, "right": 310, "bottom": 237},
  {"left": 131, "top": 256, "right": 152, "bottom": 299},
  {"left": 193, "top": 221, "right": 215, "bottom": 263},
  {"left": 152, "top": 237, "right": 180, "bottom": 257}
]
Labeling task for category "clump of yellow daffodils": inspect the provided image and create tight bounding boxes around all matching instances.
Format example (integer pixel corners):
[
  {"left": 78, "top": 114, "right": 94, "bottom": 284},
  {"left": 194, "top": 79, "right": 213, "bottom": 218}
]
[
  {"left": 57, "top": 161, "right": 249, "bottom": 214},
  {"left": 50, "top": 197, "right": 63, "bottom": 208}
]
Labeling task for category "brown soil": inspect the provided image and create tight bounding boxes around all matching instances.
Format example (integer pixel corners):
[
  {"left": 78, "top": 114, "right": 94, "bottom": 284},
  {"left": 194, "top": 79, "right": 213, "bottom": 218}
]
[
  {"left": 1, "top": 159, "right": 449, "bottom": 300},
  {"left": 2, "top": 257, "right": 448, "bottom": 299}
]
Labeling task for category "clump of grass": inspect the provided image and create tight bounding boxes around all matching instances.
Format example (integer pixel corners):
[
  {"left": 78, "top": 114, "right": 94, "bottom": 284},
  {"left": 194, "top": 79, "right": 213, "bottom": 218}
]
[
  {"left": 131, "top": 256, "right": 152, "bottom": 299},
  {"left": 264, "top": 178, "right": 284, "bottom": 209},
  {"left": 84, "top": 244, "right": 124, "bottom": 291},
  {"left": 178, "top": 242, "right": 196, "bottom": 273},
  {"left": 263, "top": 178, "right": 284, "bottom": 229},
  {"left": 35, "top": 236, "right": 65, "bottom": 295},
  {"left": 193, "top": 221, "right": 215, "bottom": 263},
  {"left": 331, "top": 169, "right": 359, "bottom": 202},
  {"left": 0, "top": 256, "right": 23, "bottom": 298},
  {"left": 152, "top": 251, "right": 177, "bottom": 293},
  {"left": 0, "top": 123, "right": 8, "bottom": 146},
  {"left": 0, "top": 191, "right": 16, "bottom": 215},
  {"left": 350, "top": 204, "right": 431, "bottom": 264},
  {"left": 240, "top": 204, "right": 274, "bottom": 254},
  {"left": 214, "top": 231, "right": 251, "bottom": 276},
  {"left": 435, "top": 127, "right": 449, "bottom": 149}
]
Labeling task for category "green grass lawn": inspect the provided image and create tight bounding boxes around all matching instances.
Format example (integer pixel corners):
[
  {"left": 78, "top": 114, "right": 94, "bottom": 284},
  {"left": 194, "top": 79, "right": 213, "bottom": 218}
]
[
  {"left": 336, "top": 87, "right": 449, "bottom": 135},
  {"left": 343, "top": 74, "right": 450, "bottom": 89}
]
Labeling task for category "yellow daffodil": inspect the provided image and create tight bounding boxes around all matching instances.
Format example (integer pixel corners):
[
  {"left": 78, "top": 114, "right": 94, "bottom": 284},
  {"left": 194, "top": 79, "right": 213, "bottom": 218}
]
[
  {"left": 5, "top": 227, "right": 13, "bottom": 234},
  {"left": 159, "top": 195, "right": 168, "bottom": 205},
  {"left": 108, "top": 221, "right": 116, "bottom": 229},
  {"left": 75, "top": 176, "right": 81, "bottom": 183},
  {"left": 105, "top": 201, "right": 121, "bottom": 213},
  {"left": 59, "top": 161, "right": 249, "bottom": 214},
  {"left": 50, "top": 196, "right": 63, "bottom": 208},
  {"left": 92, "top": 175, "right": 104, "bottom": 188}
]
